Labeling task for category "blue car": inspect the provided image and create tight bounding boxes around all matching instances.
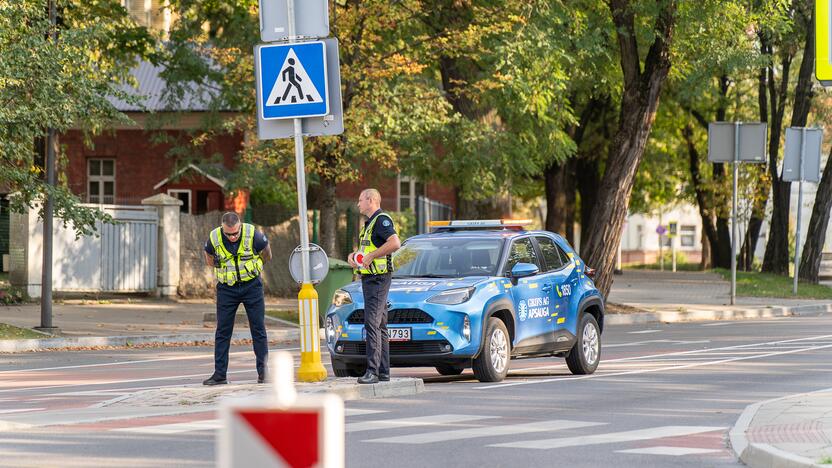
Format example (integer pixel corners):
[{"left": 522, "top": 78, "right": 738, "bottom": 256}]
[{"left": 324, "top": 220, "right": 605, "bottom": 382}]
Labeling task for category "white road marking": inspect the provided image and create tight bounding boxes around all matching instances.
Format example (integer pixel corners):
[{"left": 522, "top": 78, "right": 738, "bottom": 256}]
[
  {"left": 617, "top": 446, "right": 721, "bottom": 456},
  {"left": 345, "top": 409, "right": 387, "bottom": 417},
  {"left": 0, "top": 346, "right": 300, "bottom": 375},
  {"left": 113, "top": 419, "right": 221, "bottom": 434},
  {"left": 367, "top": 420, "right": 605, "bottom": 444},
  {"left": 628, "top": 330, "right": 661, "bottom": 334},
  {"left": 0, "top": 408, "right": 45, "bottom": 415},
  {"left": 346, "top": 414, "right": 494, "bottom": 433},
  {"left": 489, "top": 426, "right": 725, "bottom": 449},
  {"left": 477, "top": 341, "right": 832, "bottom": 389},
  {"left": 605, "top": 340, "right": 710, "bottom": 349}
]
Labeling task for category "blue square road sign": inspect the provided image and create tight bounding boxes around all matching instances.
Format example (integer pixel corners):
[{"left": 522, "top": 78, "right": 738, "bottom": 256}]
[{"left": 256, "top": 41, "right": 329, "bottom": 120}]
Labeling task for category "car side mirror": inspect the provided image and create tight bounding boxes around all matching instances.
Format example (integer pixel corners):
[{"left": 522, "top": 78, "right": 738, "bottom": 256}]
[{"left": 510, "top": 262, "right": 539, "bottom": 281}]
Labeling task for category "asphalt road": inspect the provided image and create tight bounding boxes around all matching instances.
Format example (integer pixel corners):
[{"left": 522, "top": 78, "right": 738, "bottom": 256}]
[{"left": 1, "top": 313, "right": 831, "bottom": 467}]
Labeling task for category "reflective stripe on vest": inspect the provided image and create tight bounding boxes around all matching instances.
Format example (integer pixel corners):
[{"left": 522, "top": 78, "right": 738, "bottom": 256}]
[
  {"left": 356, "top": 213, "right": 393, "bottom": 275},
  {"left": 210, "top": 223, "right": 264, "bottom": 286}
]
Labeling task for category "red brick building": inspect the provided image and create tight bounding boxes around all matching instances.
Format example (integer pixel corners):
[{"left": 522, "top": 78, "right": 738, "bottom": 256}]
[{"left": 62, "top": 61, "right": 456, "bottom": 221}]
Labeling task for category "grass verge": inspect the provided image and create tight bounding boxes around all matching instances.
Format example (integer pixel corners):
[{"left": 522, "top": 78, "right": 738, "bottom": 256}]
[
  {"left": 0, "top": 323, "right": 50, "bottom": 339},
  {"left": 266, "top": 309, "right": 299, "bottom": 325},
  {"left": 713, "top": 268, "right": 832, "bottom": 299},
  {"left": 624, "top": 262, "right": 703, "bottom": 271}
]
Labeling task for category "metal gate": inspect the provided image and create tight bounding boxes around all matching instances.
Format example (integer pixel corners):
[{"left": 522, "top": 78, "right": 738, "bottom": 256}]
[{"left": 52, "top": 205, "right": 158, "bottom": 292}]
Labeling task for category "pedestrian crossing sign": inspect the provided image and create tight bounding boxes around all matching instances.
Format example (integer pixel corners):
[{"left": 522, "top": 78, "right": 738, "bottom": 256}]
[{"left": 256, "top": 41, "right": 329, "bottom": 120}]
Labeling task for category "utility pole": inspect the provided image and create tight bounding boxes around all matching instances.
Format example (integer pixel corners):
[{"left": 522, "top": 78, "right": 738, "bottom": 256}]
[{"left": 36, "top": 0, "right": 60, "bottom": 334}]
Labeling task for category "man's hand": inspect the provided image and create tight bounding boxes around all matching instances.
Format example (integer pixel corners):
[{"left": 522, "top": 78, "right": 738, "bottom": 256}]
[
  {"left": 347, "top": 252, "right": 359, "bottom": 269},
  {"left": 203, "top": 251, "right": 216, "bottom": 267},
  {"left": 360, "top": 252, "right": 375, "bottom": 269}
]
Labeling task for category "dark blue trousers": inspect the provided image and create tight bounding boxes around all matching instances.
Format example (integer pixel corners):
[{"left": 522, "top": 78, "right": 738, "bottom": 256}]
[
  {"left": 214, "top": 277, "right": 268, "bottom": 379},
  {"left": 362, "top": 273, "right": 391, "bottom": 375}
]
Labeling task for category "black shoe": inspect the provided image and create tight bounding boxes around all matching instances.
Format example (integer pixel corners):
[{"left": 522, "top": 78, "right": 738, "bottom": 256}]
[
  {"left": 203, "top": 376, "right": 227, "bottom": 386},
  {"left": 379, "top": 373, "right": 390, "bottom": 382},
  {"left": 357, "top": 372, "right": 379, "bottom": 384},
  {"left": 257, "top": 376, "right": 266, "bottom": 384}
]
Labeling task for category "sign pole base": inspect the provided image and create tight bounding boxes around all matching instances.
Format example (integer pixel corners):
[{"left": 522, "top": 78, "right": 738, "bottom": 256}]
[{"left": 297, "top": 283, "right": 327, "bottom": 382}]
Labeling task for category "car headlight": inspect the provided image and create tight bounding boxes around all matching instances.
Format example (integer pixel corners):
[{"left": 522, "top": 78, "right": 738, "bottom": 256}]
[
  {"left": 427, "top": 287, "right": 476, "bottom": 305},
  {"left": 332, "top": 289, "right": 352, "bottom": 307},
  {"left": 325, "top": 315, "right": 336, "bottom": 343}
]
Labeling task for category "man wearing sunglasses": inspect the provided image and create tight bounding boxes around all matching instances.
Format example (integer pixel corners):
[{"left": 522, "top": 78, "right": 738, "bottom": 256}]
[{"left": 202, "top": 211, "right": 272, "bottom": 385}]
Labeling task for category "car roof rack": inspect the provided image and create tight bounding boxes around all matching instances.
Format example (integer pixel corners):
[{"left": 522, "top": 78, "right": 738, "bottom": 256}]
[{"left": 427, "top": 219, "right": 533, "bottom": 232}]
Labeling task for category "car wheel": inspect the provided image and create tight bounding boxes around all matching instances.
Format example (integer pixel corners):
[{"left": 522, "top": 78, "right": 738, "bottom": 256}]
[
  {"left": 565, "top": 313, "right": 601, "bottom": 375},
  {"left": 331, "top": 359, "right": 365, "bottom": 377},
  {"left": 435, "top": 364, "right": 465, "bottom": 376},
  {"left": 472, "top": 317, "right": 510, "bottom": 382}
]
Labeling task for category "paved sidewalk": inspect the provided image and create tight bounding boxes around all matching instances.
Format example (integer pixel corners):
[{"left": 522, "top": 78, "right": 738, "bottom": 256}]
[{"left": 731, "top": 388, "right": 832, "bottom": 468}]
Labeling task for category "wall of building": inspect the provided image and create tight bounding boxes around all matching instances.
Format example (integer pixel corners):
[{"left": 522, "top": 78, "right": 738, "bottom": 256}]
[{"left": 61, "top": 129, "right": 243, "bottom": 205}]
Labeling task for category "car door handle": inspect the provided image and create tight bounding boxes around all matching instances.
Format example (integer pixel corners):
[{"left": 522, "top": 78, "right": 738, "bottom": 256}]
[{"left": 541, "top": 284, "right": 552, "bottom": 292}]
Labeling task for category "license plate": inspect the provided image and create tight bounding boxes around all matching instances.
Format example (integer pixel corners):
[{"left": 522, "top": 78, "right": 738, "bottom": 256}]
[
  {"left": 388, "top": 327, "right": 411, "bottom": 342},
  {"left": 362, "top": 327, "right": 411, "bottom": 341}
]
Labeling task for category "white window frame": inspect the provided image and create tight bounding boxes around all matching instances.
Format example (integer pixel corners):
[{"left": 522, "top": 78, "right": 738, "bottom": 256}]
[
  {"left": 680, "top": 225, "right": 696, "bottom": 248},
  {"left": 87, "top": 158, "right": 116, "bottom": 204},
  {"left": 167, "top": 189, "right": 192, "bottom": 214},
  {"left": 397, "top": 175, "right": 424, "bottom": 212}
]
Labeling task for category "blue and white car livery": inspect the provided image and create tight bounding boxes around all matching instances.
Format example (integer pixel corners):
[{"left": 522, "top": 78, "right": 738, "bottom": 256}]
[{"left": 324, "top": 219, "right": 605, "bottom": 382}]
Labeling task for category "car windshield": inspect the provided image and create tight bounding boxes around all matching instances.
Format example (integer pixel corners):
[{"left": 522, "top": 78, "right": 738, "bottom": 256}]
[{"left": 392, "top": 237, "right": 504, "bottom": 278}]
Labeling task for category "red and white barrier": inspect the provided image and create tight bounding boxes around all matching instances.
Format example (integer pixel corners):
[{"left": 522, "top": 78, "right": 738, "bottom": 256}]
[{"left": 219, "top": 353, "right": 344, "bottom": 468}]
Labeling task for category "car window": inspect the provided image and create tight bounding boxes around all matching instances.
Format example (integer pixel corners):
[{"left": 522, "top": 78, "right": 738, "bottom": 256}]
[
  {"left": 505, "top": 237, "right": 540, "bottom": 275},
  {"left": 556, "top": 244, "right": 571, "bottom": 265},
  {"left": 536, "top": 236, "right": 563, "bottom": 271},
  {"left": 392, "top": 237, "right": 503, "bottom": 278}
]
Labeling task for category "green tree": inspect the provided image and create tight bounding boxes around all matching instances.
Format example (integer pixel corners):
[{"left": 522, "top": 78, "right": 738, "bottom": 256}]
[{"left": 0, "top": 0, "right": 154, "bottom": 235}]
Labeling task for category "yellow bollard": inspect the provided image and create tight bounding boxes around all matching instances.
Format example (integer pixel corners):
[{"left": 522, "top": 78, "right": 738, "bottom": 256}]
[{"left": 296, "top": 282, "right": 328, "bottom": 382}]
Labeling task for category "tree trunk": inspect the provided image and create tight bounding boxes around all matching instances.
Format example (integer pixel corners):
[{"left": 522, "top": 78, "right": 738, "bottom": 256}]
[
  {"left": 582, "top": 0, "right": 677, "bottom": 297},
  {"left": 576, "top": 156, "right": 599, "bottom": 253},
  {"left": 762, "top": 25, "right": 805, "bottom": 274},
  {"left": 318, "top": 172, "right": 338, "bottom": 257},
  {"left": 544, "top": 160, "right": 575, "bottom": 237},
  {"left": 700, "top": 224, "right": 712, "bottom": 270},
  {"left": 683, "top": 123, "right": 729, "bottom": 268},
  {"left": 800, "top": 147, "right": 832, "bottom": 282}
]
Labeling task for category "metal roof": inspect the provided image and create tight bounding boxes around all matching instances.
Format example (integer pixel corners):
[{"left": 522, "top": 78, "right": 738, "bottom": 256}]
[{"left": 108, "top": 60, "right": 219, "bottom": 112}]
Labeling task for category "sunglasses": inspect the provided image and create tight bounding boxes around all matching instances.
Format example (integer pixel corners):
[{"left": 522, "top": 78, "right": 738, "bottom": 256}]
[{"left": 223, "top": 228, "right": 241, "bottom": 239}]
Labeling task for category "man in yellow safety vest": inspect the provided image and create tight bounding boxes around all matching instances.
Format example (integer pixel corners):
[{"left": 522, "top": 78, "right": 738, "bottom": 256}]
[
  {"left": 202, "top": 212, "right": 272, "bottom": 385},
  {"left": 347, "top": 189, "right": 401, "bottom": 384}
]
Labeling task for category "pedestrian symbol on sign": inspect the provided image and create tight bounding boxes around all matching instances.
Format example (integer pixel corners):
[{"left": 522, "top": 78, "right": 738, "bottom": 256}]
[{"left": 267, "top": 49, "right": 324, "bottom": 106}]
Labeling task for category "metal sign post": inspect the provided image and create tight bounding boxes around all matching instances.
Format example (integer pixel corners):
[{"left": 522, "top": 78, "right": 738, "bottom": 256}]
[
  {"left": 784, "top": 126, "right": 824, "bottom": 295},
  {"left": 731, "top": 122, "right": 739, "bottom": 305},
  {"left": 708, "top": 122, "right": 768, "bottom": 306},
  {"left": 286, "top": 0, "right": 327, "bottom": 383}
]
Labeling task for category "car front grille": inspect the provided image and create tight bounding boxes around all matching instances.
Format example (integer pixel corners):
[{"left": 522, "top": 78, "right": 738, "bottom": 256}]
[
  {"left": 347, "top": 308, "right": 433, "bottom": 324},
  {"left": 338, "top": 340, "right": 452, "bottom": 355}
]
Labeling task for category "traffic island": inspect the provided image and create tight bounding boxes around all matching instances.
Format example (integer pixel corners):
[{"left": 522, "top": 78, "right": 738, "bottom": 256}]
[
  {"left": 730, "top": 388, "right": 832, "bottom": 468},
  {"left": 97, "top": 377, "right": 425, "bottom": 409}
]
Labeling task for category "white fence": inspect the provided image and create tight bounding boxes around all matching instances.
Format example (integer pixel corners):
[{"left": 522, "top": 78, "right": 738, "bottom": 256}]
[{"left": 11, "top": 203, "right": 165, "bottom": 297}]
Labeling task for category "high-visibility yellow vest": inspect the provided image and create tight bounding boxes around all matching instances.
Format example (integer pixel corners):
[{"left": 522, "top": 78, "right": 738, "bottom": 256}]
[
  {"left": 356, "top": 213, "right": 394, "bottom": 275},
  {"left": 210, "top": 223, "right": 264, "bottom": 286}
]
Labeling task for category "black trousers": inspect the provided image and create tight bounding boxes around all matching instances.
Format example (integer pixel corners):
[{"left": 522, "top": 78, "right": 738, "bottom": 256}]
[
  {"left": 362, "top": 273, "right": 391, "bottom": 375},
  {"left": 214, "top": 277, "right": 268, "bottom": 380}
]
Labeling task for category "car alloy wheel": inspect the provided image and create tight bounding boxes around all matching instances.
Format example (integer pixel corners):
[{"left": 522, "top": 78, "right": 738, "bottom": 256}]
[
  {"left": 582, "top": 321, "right": 599, "bottom": 366},
  {"left": 490, "top": 327, "right": 508, "bottom": 374}
]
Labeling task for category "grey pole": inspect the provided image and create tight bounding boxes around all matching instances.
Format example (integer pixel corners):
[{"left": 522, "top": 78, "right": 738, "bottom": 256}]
[
  {"left": 37, "top": 0, "right": 59, "bottom": 334},
  {"left": 731, "top": 122, "right": 739, "bottom": 306},
  {"left": 287, "top": 0, "right": 311, "bottom": 285},
  {"left": 793, "top": 127, "right": 806, "bottom": 295}
]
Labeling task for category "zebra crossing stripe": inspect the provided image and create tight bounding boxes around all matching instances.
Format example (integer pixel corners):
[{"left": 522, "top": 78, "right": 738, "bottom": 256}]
[
  {"left": 113, "top": 419, "right": 222, "bottom": 434},
  {"left": 346, "top": 414, "right": 495, "bottom": 433},
  {"left": 366, "top": 419, "right": 605, "bottom": 444},
  {"left": 617, "top": 446, "right": 721, "bottom": 456},
  {"left": 489, "top": 425, "right": 725, "bottom": 449},
  {"left": 345, "top": 409, "right": 388, "bottom": 417}
]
